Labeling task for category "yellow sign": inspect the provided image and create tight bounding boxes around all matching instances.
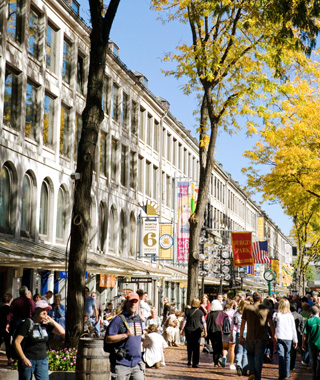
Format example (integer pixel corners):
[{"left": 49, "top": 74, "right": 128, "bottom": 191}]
[
  {"left": 100, "top": 275, "right": 116, "bottom": 288},
  {"left": 159, "top": 224, "right": 174, "bottom": 260},
  {"left": 271, "top": 259, "right": 279, "bottom": 275},
  {"left": 257, "top": 217, "right": 265, "bottom": 241},
  {"left": 179, "top": 282, "right": 187, "bottom": 288}
]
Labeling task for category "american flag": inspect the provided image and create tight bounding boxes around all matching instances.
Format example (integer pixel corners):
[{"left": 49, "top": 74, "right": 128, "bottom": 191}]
[{"left": 252, "top": 240, "right": 270, "bottom": 264}]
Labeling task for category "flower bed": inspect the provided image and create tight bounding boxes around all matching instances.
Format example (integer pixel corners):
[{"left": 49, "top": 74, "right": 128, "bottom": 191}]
[{"left": 48, "top": 348, "right": 77, "bottom": 371}]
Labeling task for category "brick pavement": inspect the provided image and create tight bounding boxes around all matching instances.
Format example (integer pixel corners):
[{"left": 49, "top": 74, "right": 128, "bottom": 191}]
[{"left": 146, "top": 345, "right": 314, "bottom": 380}]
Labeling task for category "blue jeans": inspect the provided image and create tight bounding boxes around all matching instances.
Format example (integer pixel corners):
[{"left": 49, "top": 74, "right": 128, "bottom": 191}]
[
  {"left": 18, "top": 357, "right": 49, "bottom": 380},
  {"left": 246, "top": 339, "right": 267, "bottom": 380},
  {"left": 235, "top": 333, "right": 248, "bottom": 375},
  {"left": 276, "top": 339, "right": 292, "bottom": 379},
  {"left": 89, "top": 317, "right": 101, "bottom": 337}
]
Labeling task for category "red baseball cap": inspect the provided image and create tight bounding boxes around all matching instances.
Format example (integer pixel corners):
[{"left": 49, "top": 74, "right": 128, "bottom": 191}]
[{"left": 126, "top": 292, "right": 139, "bottom": 302}]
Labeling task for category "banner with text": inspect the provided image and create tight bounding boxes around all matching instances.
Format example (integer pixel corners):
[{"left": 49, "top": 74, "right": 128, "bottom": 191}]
[
  {"left": 177, "top": 181, "right": 198, "bottom": 261},
  {"left": 231, "top": 232, "right": 254, "bottom": 266},
  {"left": 143, "top": 220, "right": 159, "bottom": 256},
  {"left": 257, "top": 217, "right": 265, "bottom": 241},
  {"left": 159, "top": 224, "right": 174, "bottom": 260}
]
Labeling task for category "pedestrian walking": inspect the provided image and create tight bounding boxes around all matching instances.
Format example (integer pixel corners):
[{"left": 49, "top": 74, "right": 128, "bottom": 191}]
[
  {"left": 216, "top": 298, "right": 236, "bottom": 369},
  {"left": 84, "top": 287, "right": 100, "bottom": 337},
  {"left": 273, "top": 298, "right": 298, "bottom": 380},
  {"left": 13, "top": 300, "right": 65, "bottom": 380},
  {"left": 105, "top": 292, "right": 144, "bottom": 380},
  {"left": 302, "top": 305, "right": 320, "bottom": 380},
  {"left": 290, "top": 302, "right": 304, "bottom": 370},
  {"left": 240, "top": 291, "right": 276, "bottom": 380},
  {"left": 180, "top": 298, "right": 207, "bottom": 368},
  {"left": 206, "top": 299, "right": 223, "bottom": 367},
  {"left": 232, "top": 299, "right": 250, "bottom": 376}
]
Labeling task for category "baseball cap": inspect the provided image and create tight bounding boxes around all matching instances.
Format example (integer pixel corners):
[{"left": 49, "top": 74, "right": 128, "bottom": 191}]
[
  {"left": 35, "top": 300, "right": 52, "bottom": 310},
  {"left": 126, "top": 292, "right": 139, "bottom": 302}
]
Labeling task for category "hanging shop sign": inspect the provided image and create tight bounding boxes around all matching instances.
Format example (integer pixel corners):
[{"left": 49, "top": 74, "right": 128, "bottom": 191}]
[
  {"left": 143, "top": 220, "right": 159, "bottom": 256},
  {"left": 130, "top": 277, "right": 153, "bottom": 283},
  {"left": 257, "top": 217, "right": 265, "bottom": 241},
  {"left": 159, "top": 224, "right": 174, "bottom": 260},
  {"left": 100, "top": 274, "right": 116, "bottom": 288},
  {"left": 231, "top": 232, "right": 254, "bottom": 266}
]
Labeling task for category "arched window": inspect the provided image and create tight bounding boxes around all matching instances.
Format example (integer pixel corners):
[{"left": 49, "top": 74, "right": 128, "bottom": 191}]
[
  {"left": 89, "top": 197, "right": 97, "bottom": 249},
  {"left": 109, "top": 205, "right": 117, "bottom": 251},
  {"left": 129, "top": 212, "right": 136, "bottom": 257},
  {"left": 39, "top": 181, "right": 49, "bottom": 236},
  {"left": 0, "top": 166, "right": 11, "bottom": 231},
  {"left": 21, "top": 173, "right": 33, "bottom": 235},
  {"left": 119, "top": 209, "right": 127, "bottom": 254},
  {"left": 56, "top": 187, "right": 67, "bottom": 240},
  {"left": 98, "top": 202, "right": 107, "bottom": 252}
]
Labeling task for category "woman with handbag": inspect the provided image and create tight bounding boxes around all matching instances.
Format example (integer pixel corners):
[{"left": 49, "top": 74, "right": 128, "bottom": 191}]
[{"left": 180, "top": 298, "right": 207, "bottom": 368}]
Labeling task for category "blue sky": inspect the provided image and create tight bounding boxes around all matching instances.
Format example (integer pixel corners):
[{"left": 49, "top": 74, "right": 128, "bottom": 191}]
[{"left": 78, "top": 0, "right": 292, "bottom": 236}]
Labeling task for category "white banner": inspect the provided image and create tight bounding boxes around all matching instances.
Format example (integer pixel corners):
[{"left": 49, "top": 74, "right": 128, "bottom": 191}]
[{"left": 142, "top": 220, "right": 159, "bottom": 256}]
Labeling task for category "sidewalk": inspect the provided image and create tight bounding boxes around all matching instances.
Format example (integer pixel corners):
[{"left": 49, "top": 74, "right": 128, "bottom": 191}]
[{"left": 146, "top": 345, "right": 314, "bottom": 380}]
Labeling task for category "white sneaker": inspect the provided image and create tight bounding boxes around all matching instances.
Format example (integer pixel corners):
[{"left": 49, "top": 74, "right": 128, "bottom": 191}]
[{"left": 230, "top": 364, "right": 236, "bottom": 370}]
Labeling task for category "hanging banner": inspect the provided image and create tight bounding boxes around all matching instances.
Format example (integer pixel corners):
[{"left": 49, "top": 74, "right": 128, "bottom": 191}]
[
  {"left": 177, "top": 181, "right": 198, "bottom": 261},
  {"left": 231, "top": 232, "right": 254, "bottom": 266},
  {"left": 100, "top": 275, "right": 116, "bottom": 288},
  {"left": 159, "top": 224, "right": 174, "bottom": 260},
  {"left": 143, "top": 220, "right": 159, "bottom": 256},
  {"left": 257, "top": 217, "right": 265, "bottom": 241},
  {"left": 271, "top": 259, "right": 280, "bottom": 275},
  {"left": 281, "top": 264, "right": 293, "bottom": 285}
]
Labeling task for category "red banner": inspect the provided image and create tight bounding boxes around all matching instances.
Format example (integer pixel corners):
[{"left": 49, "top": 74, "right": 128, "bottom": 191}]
[{"left": 231, "top": 232, "right": 254, "bottom": 266}]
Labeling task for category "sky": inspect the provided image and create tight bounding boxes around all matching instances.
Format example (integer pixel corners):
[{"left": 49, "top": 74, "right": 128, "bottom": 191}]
[{"left": 78, "top": 0, "right": 293, "bottom": 236}]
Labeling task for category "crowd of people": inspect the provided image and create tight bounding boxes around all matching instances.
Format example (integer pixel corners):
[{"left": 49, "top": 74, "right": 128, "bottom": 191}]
[{"left": 2, "top": 286, "right": 320, "bottom": 380}]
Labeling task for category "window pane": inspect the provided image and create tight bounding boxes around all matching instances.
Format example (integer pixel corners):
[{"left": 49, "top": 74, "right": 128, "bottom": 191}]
[
  {"left": 102, "top": 76, "right": 110, "bottom": 115},
  {"left": 153, "top": 121, "right": 159, "bottom": 152},
  {"left": 121, "top": 145, "right": 127, "bottom": 187},
  {"left": 130, "top": 151, "right": 136, "bottom": 189},
  {"left": 111, "top": 139, "right": 118, "bottom": 181},
  {"left": 60, "top": 104, "right": 70, "bottom": 157},
  {"left": 3, "top": 69, "right": 19, "bottom": 129},
  {"left": 62, "top": 39, "right": 71, "bottom": 84},
  {"left": 56, "top": 188, "right": 64, "bottom": 239},
  {"left": 131, "top": 101, "right": 137, "bottom": 136},
  {"left": 28, "top": 9, "right": 39, "bottom": 58},
  {"left": 0, "top": 166, "right": 10, "bottom": 229},
  {"left": 25, "top": 83, "right": 37, "bottom": 140},
  {"left": 77, "top": 54, "right": 84, "bottom": 93},
  {"left": 138, "top": 156, "right": 143, "bottom": 193},
  {"left": 112, "top": 84, "right": 119, "bottom": 121},
  {"left": 39, "top": 182, "right": 48, "bottom": 235},
  {"left": 100, "top": 132, "right": 107, "bottom": 177},
  {"left": 122, "top": 92, "right": 128, "bottom": 128},
  {"left": 146, "top": 161, "right": 151, "bottom": 197},
  {"left": 21, "top": 174, "right": 31, "bottom": 233},
  {"left": 99, "top": 203, "right": 106, "bottom": 251},
  {"left": 139, "top": 107, "right": 145, "bottom": 141},
  {"left": 7, "top": 0, "right": 21, "bottom": 41},
  {"left": 147, "top": 114, "right": 152, "bottom": 146},
  {"left": 43, "top": 94, "right": 54, "bottom": 147},
  {"left": 74, "top": 113, "right": 82, "bottom": 161},
  {"left": 46, "top": 25, "right": 56, "bottom": 72}
]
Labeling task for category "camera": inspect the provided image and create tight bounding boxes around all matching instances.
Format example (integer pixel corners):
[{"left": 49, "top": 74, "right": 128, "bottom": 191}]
[{"left": 114, "top": 347, "right": 127, "bottom": 360}]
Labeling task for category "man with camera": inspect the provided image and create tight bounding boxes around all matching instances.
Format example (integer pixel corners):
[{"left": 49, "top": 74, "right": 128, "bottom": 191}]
[{"left": 105, "top": 292, "right": 144, "bottom": 380}]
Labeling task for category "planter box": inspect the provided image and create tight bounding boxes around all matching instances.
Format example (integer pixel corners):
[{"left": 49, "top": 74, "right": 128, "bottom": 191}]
[
  {"left": 0, "top": 369, "right": 75, "bottom": 380},
  {"left": 49, "top": 371, "right": 75, "bottom": 380}
]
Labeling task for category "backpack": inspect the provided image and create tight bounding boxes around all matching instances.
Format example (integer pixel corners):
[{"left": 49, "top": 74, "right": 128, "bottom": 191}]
[
  {"left": 103, "top": 314, "right": 131, "bottom": 354},
  {"left": 12, "top": 318, "right": 35, "bottom": 360},
  {"left": 222, "top": 315, "right": 231, "bottom": 335}
]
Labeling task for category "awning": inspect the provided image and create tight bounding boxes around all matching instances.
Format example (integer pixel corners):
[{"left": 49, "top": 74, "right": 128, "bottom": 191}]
[{"left": 0, "top": 234, "right": 169, "bottom": 278}]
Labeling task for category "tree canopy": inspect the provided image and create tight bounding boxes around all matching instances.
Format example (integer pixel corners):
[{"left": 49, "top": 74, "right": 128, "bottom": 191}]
[{"left": 151, "top": 0, "right": 320, "bottom": 301}]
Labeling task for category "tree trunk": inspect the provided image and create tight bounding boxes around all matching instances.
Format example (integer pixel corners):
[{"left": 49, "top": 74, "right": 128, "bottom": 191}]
[
  {"left": 65, "top": 0, "right": 120, "bottom": 347},
  {"left": 187, "top": 91, "right": 218, "bottom": 305}
]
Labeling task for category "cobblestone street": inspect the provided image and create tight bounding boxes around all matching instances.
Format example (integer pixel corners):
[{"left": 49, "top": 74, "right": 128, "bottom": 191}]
[{"left": 146, "top": 345, "right": 313, "bottom": 380}]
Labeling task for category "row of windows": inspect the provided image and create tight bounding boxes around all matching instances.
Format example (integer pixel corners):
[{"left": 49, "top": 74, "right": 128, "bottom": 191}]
[
  {"left": 0, "top": 162, "right": 139, "bottom": 257},
  {"left": 7, "top": 1, "right": 85, "bottom": 92},
  {"left": 0, "top": 164, "right": 68, "bottom": 240},
  {"left": 4, "top": 66, "right": 83, "bottom": 159}
]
